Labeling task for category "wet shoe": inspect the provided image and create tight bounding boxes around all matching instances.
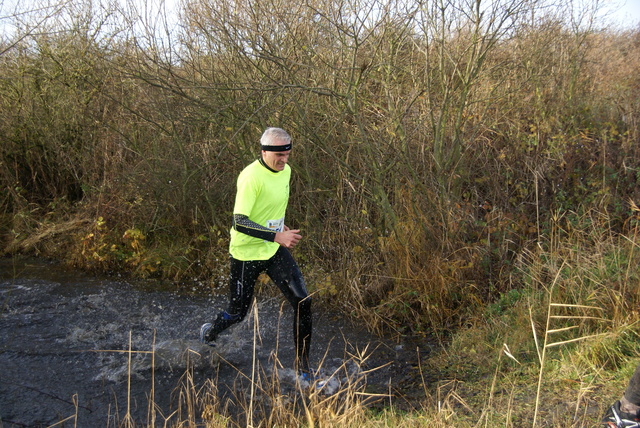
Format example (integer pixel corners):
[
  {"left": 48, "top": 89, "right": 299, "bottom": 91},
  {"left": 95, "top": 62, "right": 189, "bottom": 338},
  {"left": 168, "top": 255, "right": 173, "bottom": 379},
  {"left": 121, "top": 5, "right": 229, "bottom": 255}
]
[
  {"left": 299, "top": 368, "right": 327, "bottom": 388},
  {"left": 602, "top": 400, "right": 640, "bottom": 427},
  {"left": 199, "top": 323, "right": 215, "bottom": 346},
  {"left": 299, "top": 370, "right": 316, "bottom": 383}
]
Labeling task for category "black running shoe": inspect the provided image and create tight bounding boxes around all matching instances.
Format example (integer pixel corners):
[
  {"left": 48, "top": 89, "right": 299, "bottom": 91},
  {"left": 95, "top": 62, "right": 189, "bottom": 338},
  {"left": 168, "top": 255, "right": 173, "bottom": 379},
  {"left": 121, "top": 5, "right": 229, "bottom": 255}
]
[{"left": 602, "top": 400, "right": 640, "bottom": 427}]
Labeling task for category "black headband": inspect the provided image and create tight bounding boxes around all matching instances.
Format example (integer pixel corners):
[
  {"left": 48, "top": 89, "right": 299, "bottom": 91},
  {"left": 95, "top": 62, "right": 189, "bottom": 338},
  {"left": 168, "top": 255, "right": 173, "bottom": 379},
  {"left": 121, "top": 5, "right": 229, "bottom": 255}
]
[{"left": 261, "top": 143, "right": 292, "bottom": 152}]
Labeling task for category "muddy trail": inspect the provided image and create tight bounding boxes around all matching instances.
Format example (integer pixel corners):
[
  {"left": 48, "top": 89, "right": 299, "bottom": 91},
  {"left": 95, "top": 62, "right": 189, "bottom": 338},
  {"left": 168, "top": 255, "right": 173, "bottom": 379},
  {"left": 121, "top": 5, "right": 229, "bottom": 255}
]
[{"left": 0, "top": 257, "right": 435, "bottom": 427}]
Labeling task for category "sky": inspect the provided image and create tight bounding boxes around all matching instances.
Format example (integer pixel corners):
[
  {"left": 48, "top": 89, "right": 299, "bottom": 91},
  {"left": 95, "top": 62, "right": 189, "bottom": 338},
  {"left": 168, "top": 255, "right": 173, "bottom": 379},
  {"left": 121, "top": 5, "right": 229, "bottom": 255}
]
[
  {"left": 1, "top": 0, "right": 639, "bottom": 35},
  {"left": 598, "top": 0, "right": 640, "bottom": 29}
]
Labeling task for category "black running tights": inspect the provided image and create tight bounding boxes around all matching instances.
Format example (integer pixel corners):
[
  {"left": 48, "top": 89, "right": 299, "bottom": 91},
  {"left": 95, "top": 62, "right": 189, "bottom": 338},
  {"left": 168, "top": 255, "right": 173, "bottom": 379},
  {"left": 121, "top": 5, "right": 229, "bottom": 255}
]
[{"left": 209, "top": 246, "right": 312, "bottom": 371}]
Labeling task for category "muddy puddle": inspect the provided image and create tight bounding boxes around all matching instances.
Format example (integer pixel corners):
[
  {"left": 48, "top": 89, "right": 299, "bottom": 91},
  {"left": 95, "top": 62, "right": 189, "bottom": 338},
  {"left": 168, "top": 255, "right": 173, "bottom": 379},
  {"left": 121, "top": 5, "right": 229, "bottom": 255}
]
[{"left": 0, "top": 257, "right": 435, "bottom": 427}]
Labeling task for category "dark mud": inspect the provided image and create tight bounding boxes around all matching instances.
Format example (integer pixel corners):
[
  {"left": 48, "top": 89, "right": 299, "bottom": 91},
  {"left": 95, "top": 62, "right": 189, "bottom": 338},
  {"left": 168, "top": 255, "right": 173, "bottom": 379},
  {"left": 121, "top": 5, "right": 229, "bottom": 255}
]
[{"left": 0, "top": 257, "right": 435, "bottom": 427}]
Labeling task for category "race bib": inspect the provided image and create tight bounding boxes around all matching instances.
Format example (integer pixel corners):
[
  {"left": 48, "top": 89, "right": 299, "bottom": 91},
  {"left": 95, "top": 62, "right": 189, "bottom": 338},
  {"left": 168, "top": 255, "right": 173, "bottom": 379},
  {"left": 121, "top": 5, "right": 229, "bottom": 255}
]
[{"left": 266, "top": 218, "right": 284, "bottom": 233}]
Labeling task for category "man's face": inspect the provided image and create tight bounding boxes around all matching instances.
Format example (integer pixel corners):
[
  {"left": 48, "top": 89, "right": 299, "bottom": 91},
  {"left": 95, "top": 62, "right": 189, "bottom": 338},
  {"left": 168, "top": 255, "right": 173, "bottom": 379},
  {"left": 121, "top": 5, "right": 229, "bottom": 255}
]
[{"left": 262, "top": 140, "right": 291, "bottom": 171}]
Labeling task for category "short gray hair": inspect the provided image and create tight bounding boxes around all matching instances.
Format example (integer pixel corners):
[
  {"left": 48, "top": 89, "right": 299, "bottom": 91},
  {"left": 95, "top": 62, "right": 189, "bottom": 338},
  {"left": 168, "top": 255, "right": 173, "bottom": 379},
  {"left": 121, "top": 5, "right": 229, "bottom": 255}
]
[{"left": 260, "top": 127, "right": 291, "bottom": 146}]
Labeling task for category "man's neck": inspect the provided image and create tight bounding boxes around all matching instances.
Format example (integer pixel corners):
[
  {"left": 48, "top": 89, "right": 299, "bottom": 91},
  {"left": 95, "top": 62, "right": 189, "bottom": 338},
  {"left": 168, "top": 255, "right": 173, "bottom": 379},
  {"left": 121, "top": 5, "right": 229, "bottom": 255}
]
[{"left": 259, "top": 156, "right": 279, "bottom": 173}]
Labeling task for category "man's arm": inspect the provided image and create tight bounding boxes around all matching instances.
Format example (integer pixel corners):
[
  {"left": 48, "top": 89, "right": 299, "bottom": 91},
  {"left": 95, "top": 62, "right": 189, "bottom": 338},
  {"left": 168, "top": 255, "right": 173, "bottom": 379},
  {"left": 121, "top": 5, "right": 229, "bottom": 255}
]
[
  {"left": 233, "top": 214, "right": 276, "bottom": 241},
  {"left": 233, "top": 214, "right": 302, "bottom": 248}
]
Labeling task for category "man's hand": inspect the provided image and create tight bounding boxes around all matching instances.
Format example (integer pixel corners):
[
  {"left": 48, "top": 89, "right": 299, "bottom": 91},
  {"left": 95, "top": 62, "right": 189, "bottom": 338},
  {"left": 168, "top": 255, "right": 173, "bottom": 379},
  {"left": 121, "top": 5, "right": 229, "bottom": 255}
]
[{"left": 275, "top": 229, "right": 302, "bottom": 249}]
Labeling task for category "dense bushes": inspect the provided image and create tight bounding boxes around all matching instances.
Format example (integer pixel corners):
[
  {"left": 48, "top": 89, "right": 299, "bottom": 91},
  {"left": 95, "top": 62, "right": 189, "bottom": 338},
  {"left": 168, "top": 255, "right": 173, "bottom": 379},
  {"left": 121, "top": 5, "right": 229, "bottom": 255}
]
[{"left": 1, "top": 0, "right": 638, "bottom": 333}]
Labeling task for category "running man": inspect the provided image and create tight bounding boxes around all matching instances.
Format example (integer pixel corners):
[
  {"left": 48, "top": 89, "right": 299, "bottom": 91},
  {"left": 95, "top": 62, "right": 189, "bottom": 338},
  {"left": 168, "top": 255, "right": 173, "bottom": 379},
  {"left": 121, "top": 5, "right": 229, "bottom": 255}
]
[{"left": 200, "top": 127, "right": 313, "bottom": 378}]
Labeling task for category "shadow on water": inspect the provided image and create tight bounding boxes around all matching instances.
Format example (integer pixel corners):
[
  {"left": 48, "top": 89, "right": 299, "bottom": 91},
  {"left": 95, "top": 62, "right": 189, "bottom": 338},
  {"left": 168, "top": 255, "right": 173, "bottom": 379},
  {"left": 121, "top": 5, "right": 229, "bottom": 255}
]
[{"left": 0, "top": 256, "right": 436, "bottom": 427}]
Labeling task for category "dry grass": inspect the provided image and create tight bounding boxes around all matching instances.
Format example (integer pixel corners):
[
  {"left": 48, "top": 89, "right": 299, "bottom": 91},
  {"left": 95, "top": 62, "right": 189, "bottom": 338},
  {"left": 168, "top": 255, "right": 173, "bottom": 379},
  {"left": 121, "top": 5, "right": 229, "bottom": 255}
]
[{"left": 62, "top": 217, "right": 636, "bottom": 427}]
